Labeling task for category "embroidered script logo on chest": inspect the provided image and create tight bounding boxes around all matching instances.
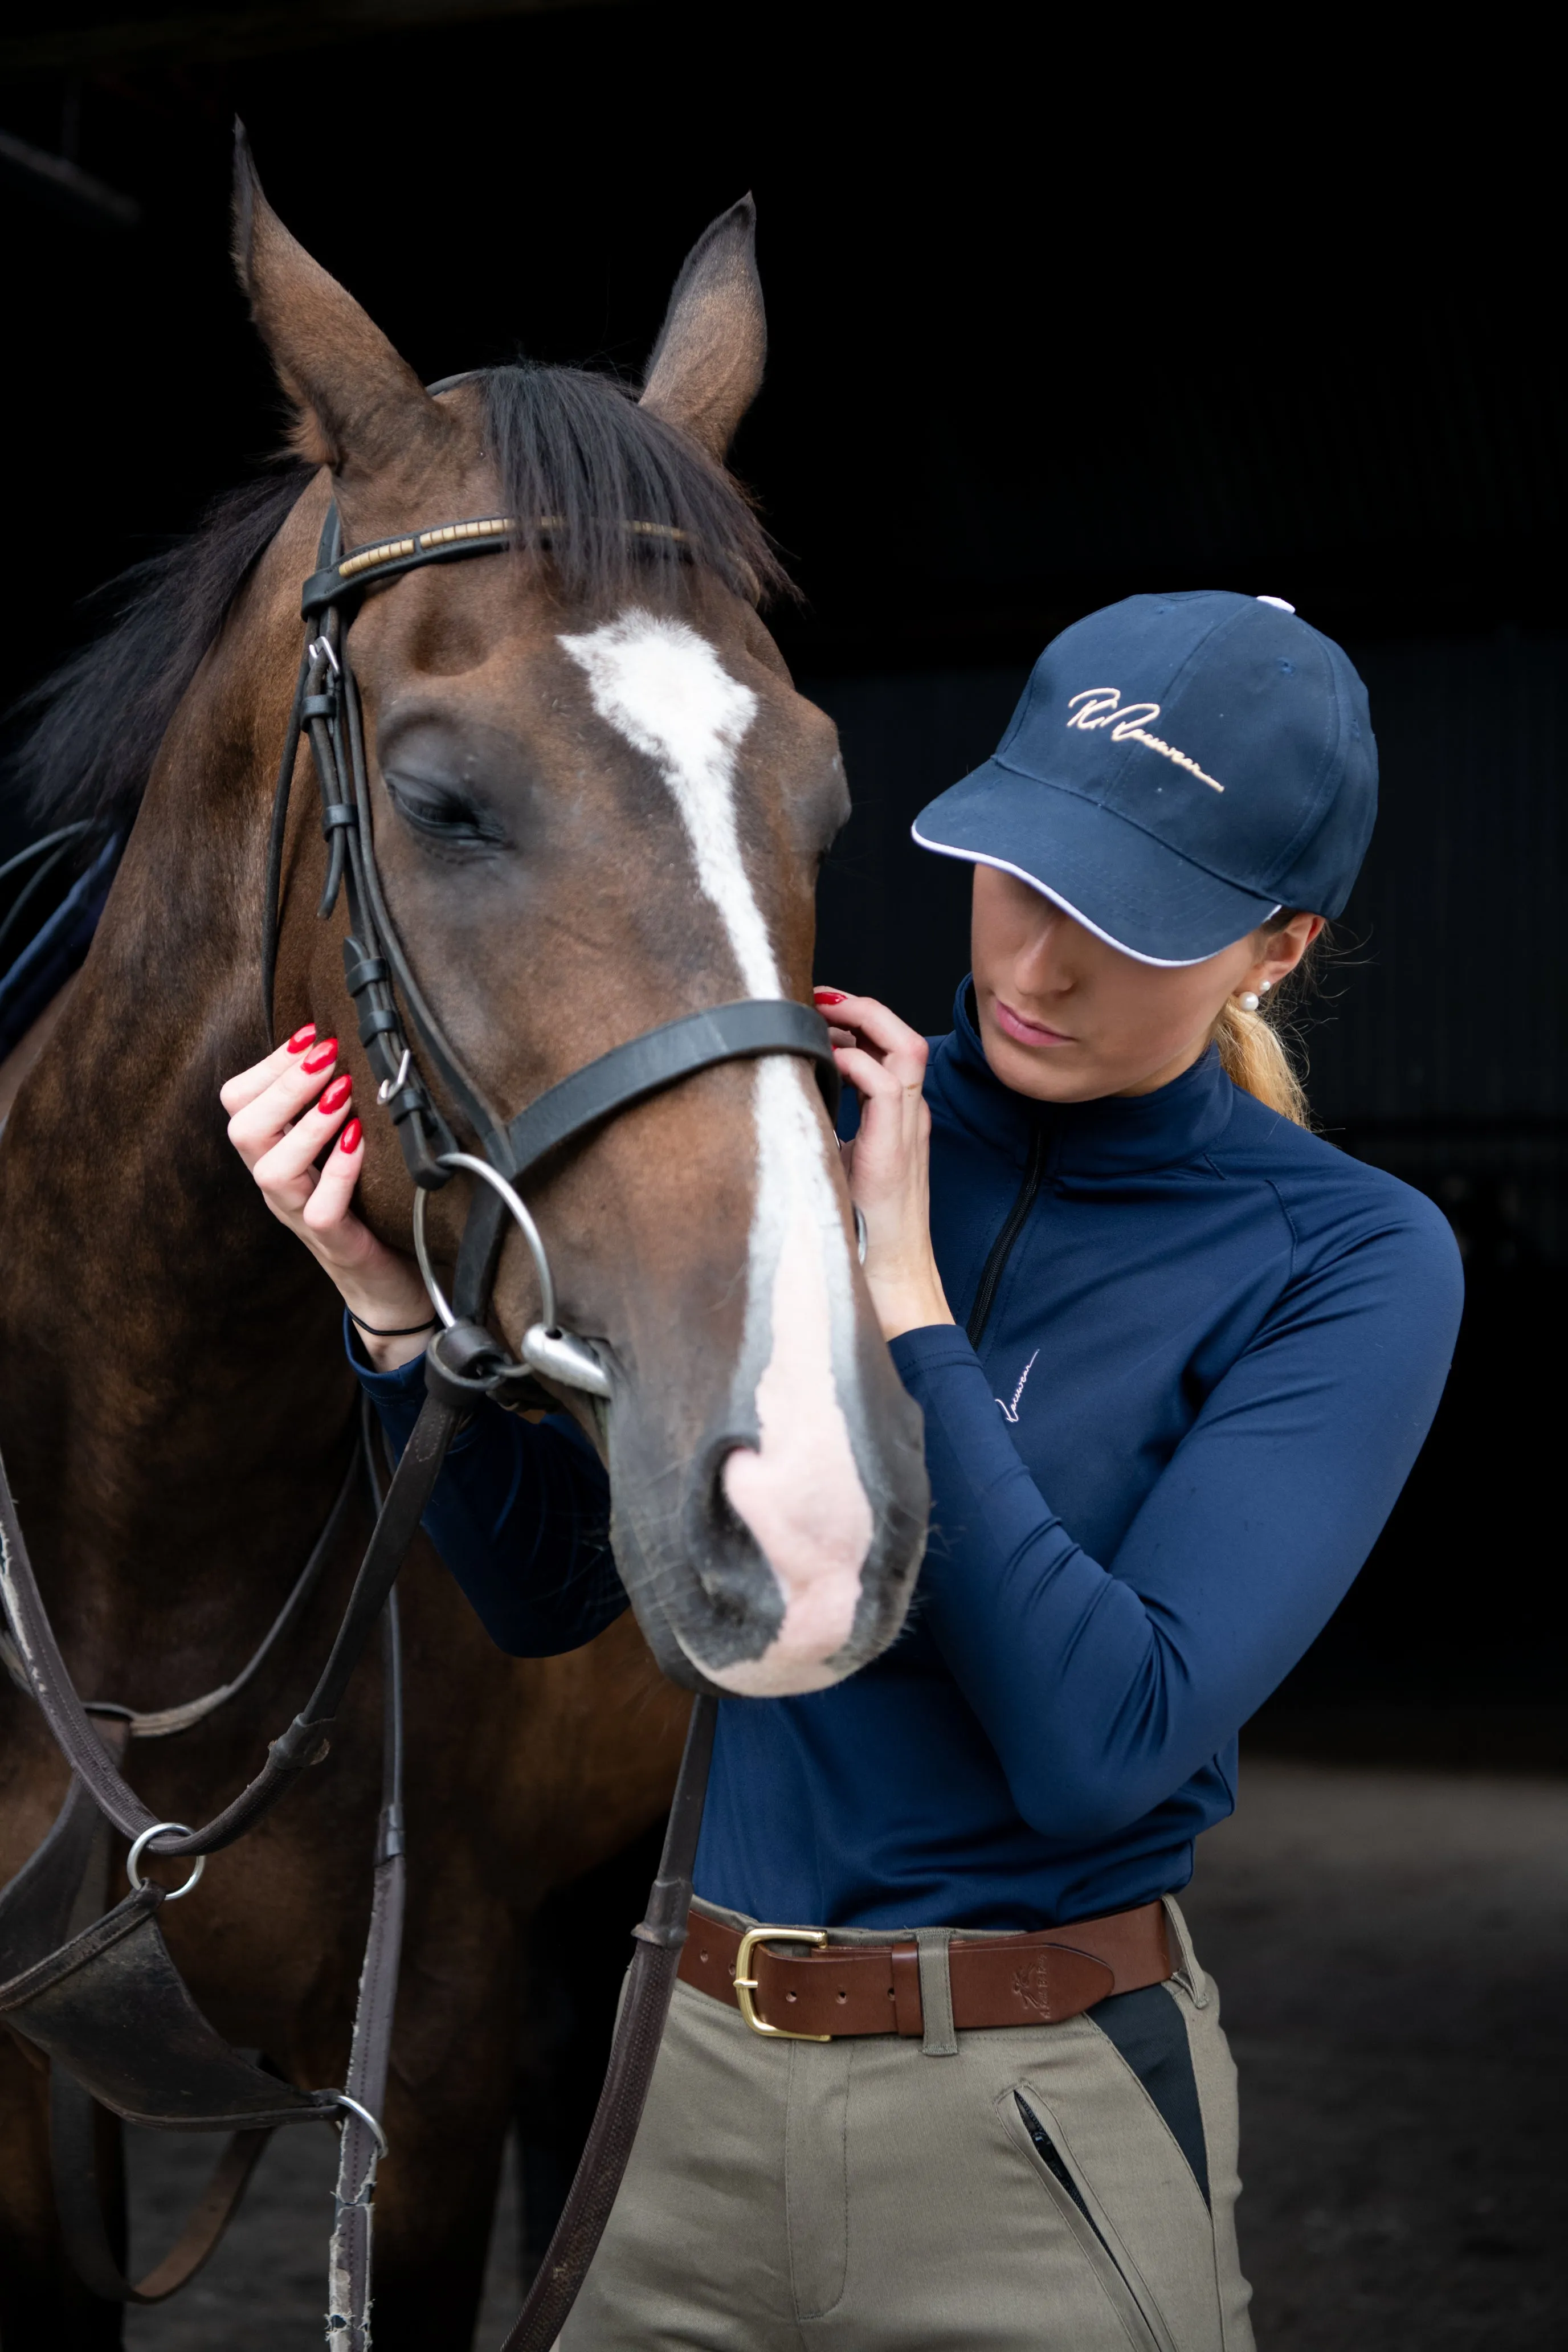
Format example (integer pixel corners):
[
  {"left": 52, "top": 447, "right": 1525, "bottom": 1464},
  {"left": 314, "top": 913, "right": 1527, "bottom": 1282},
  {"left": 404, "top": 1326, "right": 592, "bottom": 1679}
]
[
  {"left": 995, "top": 1349, "right": 1039, "bottom": 1425},
  {"left": 1066, "top": 688, "right": 1225, "bottom": 794}
]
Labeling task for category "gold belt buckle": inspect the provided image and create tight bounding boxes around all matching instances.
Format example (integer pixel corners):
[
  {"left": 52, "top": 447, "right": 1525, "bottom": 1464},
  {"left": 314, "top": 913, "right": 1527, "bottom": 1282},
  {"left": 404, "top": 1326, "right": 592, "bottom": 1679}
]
[{"left": 732, "top": 1926, "right": 831, "bottom": 2041}]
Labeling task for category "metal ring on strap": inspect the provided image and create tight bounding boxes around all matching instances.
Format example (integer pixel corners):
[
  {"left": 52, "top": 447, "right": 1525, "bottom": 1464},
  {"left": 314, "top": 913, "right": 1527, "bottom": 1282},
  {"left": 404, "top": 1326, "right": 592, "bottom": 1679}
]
[
  {"left": 329, "top": 2092, "right": 389, "bottom": 2164},
  {"left": 126, "top": 1822, "right": 206, "bottom": 1902},
  {"left": 411, "top": 1153, "right": 612, "bottom": 1399},
  {"left": 413, "top": 1152, "right": 557, "bottom": 1331}
]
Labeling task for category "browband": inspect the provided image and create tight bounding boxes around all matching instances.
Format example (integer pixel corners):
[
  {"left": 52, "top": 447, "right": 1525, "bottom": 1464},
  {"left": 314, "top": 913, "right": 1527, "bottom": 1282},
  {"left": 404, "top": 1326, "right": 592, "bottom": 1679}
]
[{"left": 301, "top": 513, "right": 692, "bottom": 618}]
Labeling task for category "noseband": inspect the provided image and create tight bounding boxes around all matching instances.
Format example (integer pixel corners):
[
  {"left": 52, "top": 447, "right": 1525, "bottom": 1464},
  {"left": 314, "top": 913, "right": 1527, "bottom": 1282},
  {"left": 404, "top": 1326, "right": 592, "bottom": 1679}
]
[{"left": 266, "top": 497, "right": 838, "bottom": 1405}]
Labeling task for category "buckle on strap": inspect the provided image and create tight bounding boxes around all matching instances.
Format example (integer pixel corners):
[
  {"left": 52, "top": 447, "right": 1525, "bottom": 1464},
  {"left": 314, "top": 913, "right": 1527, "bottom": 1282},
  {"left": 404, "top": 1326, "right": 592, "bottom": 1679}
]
[{"left": 732, "top": 1926, "right": 832, "bottom": 2041}]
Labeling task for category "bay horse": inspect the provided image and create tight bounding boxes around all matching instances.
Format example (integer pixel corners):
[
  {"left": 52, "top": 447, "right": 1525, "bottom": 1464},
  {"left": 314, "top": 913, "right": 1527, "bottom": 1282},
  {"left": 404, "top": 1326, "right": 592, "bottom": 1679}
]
[{"left": 0, "top": 145, "right": 928, "bottom": 2346}]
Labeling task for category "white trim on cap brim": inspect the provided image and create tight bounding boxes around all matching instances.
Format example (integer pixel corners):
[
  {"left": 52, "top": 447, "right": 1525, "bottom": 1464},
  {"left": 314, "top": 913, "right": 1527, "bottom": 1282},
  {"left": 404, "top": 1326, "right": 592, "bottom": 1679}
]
[{"left": 909, "top": 822, "right": 1280, "bottom": 970}]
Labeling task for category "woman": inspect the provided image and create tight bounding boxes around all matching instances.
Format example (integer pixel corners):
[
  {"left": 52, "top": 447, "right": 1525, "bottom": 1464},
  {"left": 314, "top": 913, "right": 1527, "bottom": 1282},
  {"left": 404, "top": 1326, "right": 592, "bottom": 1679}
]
[{"left": 224, "top": 590, "right": 1462, "bottom": 2349}]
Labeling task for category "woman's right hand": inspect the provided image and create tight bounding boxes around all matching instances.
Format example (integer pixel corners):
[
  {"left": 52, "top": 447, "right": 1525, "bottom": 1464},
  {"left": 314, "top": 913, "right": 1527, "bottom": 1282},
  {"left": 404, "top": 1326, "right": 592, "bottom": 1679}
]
[{"left": 220, "top": 1023, "right": 436, "bottom": 1371}]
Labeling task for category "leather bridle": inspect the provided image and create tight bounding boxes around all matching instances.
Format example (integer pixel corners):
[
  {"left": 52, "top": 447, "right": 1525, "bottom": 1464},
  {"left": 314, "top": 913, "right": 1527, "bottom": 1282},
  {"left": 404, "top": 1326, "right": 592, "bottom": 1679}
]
[{"left": 269, "top": 493, "right": 839, "bottom": 1407}]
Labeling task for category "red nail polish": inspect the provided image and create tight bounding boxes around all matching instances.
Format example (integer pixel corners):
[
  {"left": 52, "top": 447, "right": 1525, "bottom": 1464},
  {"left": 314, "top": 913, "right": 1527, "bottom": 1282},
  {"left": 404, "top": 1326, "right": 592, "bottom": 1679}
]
[
  {"left": 301, "top": 1037, "right": 338, "bottom": 1074},
  {"left": 814, "top": 989, "right": 847, "bottom": 1005},
  {"left": 285, "top": 1023, "right": 318, "bottom": 1054},
  {"left": 318, "top": 1073, "right": 353, "bottom": 1116},
  {"left": 339, "top": 1117, "right": 362, "bottom": 1154}
]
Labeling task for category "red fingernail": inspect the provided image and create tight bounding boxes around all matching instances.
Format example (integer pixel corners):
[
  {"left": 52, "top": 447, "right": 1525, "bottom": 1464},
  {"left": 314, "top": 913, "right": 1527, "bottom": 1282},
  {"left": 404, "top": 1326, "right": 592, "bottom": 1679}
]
[
  {"left": 318, "top": 1073, "right": 352, "bottom": 1115},
  {"left": 301, "top": 1037, "right": 338, "bottom": 1073},
  {"left": 285, "top": 1023, "right": 318, "bottom": 1054},
  {"left": 814, "top": 989, "right": 847, "bottom": 1004},
  {"left": 339, "top": 1117, "right": 362, "bottom": 1154}
]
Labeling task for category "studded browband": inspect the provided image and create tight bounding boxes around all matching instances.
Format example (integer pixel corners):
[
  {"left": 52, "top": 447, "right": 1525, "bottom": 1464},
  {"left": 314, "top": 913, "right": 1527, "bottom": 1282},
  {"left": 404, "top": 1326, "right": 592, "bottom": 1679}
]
[{"left": 300, "top": 514, "right": 692, "bottom": 617}]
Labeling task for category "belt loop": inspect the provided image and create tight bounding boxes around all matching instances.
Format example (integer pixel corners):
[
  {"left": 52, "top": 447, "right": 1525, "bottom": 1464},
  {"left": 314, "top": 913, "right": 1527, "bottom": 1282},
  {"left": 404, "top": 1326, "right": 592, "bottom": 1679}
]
[
  {"left": 890, "top": 1943, "right": 922, "bottom": 2037},
  {"left": 1161, "top": 1897, "right": 1208, "bottom": 2009},
  {"left": 914, "top": 1929, "right": 957, "bottom": 2057}
]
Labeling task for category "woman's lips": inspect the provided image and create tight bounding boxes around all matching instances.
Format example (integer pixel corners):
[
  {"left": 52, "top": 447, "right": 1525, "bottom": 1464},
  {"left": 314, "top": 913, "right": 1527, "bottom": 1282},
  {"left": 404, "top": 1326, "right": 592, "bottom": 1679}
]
[{"left": 993, "top": 997, "right": 1075, "bottom": 1048}]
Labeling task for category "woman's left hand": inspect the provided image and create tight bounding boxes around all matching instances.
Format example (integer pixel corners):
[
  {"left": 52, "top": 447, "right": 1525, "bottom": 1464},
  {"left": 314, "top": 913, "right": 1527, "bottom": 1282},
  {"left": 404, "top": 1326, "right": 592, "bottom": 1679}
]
[{"left": 815, "top": 989, "right": 955, "bottom": 1342}]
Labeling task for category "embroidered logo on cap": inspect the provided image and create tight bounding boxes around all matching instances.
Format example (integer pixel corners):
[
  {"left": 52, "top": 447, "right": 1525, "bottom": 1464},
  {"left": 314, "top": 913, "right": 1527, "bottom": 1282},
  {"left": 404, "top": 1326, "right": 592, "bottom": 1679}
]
[{"left": 1066, "top": 688, "right": 1224, "bottom": 794}]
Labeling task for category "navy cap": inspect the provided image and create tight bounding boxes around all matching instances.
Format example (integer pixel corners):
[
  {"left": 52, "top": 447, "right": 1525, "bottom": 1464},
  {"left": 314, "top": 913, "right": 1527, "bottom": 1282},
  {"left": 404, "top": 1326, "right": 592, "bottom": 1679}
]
[{"left": 912, "top": 591, "right": 1377, "bottom": 965}]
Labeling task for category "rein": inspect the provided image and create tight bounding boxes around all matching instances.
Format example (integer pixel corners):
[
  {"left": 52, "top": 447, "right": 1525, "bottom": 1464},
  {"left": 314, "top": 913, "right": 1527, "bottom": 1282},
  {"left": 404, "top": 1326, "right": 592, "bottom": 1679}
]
[{"left": 0, "top": 472, "right": 843, "bottom": 2348}]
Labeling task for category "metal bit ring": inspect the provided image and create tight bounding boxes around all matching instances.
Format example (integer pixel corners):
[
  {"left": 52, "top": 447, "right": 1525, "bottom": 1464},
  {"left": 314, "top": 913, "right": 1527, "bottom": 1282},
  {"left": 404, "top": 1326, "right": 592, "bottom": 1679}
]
[{"left": 126, "top": 1821, "right": 206, "bottom": 1902}]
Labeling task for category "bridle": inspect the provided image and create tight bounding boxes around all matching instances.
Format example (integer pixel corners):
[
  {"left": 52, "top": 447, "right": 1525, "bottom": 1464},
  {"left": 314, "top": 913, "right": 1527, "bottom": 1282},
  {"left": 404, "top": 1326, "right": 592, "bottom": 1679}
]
[{"left": 268, "top": 483, "right": 839, "bottom": 1407}]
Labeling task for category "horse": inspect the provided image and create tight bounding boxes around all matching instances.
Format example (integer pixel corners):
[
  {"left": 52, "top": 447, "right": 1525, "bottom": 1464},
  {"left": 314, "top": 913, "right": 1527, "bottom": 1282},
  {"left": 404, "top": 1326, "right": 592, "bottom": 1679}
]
[{"left": 0, "top": 142, "right": 929, "bottom": 2347}]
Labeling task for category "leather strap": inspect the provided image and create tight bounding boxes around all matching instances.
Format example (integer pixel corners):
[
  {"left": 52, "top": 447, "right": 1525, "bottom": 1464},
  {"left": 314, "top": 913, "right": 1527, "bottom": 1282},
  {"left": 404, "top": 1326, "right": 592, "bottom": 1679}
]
[
  {"left": 495, "top": 999, "right": 839, "bottom": 1182},
  {"left": 26, "top": 1719, "right": 284, "bottom": 2304},
  {"left": 326, "top": 1559, "right": 407, "bottom": 2352},
  {"left": 51, "top": 2076, "right": 273, "bottom": 2305},
  {"left": 679, "top": 1902, "right": 1172, "bottom": 2037},
  {"left": 497, "top": 1692, "right": 716, "bottom": 2352},
  {"left": 0, "top": 1394, "right": 459, "bottom": 1860}
]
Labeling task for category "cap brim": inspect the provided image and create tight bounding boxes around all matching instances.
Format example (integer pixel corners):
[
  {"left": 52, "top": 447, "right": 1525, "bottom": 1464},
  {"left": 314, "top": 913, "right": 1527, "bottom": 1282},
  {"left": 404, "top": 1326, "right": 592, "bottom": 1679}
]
[{"left": 913, "top": 763, "right": 1280, "bottom": 966}]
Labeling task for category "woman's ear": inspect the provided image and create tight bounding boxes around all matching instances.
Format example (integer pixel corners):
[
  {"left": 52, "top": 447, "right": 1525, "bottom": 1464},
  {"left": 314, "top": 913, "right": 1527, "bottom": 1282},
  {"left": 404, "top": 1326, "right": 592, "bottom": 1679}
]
[
  {"left": 231, "top": 120, "right": 450, "bottom": 485},
  {"left": 1256, "top": 912, "right": 1325, "bottom": 988}
]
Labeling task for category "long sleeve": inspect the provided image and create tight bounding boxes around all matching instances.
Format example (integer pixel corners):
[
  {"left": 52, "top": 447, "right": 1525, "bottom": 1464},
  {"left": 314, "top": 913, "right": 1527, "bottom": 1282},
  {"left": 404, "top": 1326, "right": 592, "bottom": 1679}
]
[
  {"left": 890, "top": 1201, "right": 1463, "bottom": 1843},
  {"left": 350, "top": 1322, "right": 626, "bottom": 1655}
]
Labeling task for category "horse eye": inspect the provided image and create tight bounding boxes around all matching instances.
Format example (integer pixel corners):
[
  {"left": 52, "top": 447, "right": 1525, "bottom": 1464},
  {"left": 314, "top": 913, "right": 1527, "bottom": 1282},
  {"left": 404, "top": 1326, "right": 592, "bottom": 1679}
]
[{"left": 384, "top": 773, "right": 496, "bottom": 843}]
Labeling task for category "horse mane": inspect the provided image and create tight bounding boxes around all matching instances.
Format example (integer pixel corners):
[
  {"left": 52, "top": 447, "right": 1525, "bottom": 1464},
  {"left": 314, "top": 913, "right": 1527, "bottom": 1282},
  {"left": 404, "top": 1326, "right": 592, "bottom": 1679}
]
[
  {"left": 10, "top": 464, "right": 313, "bottom": 846},
  {"left": 10, "top": 365, "right": 782, "bottom": 851}
]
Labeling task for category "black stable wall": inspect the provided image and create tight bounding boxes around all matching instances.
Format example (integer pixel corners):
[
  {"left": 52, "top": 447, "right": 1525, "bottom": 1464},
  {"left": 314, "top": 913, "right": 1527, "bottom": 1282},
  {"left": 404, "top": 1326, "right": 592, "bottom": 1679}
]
[{"left": 1, "top": 4, "right": 1563, "bottom": 1755}]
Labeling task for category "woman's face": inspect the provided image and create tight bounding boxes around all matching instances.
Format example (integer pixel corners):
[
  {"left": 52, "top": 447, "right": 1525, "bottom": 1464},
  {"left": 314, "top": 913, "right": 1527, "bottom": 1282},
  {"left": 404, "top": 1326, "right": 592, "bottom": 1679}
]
[{"left": 969, "top": 865, "right": 1323, "bottom": 1102}]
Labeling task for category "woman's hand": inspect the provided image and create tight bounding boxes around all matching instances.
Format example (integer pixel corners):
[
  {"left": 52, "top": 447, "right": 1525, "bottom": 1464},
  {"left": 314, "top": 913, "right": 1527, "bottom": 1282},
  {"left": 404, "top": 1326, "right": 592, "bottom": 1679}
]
[
  {"left": 815, "top": 988, "right": 954, "bottom": 1343},
  {"left": 220, "top": 1023, "right": 435, "bottom": 1371}
]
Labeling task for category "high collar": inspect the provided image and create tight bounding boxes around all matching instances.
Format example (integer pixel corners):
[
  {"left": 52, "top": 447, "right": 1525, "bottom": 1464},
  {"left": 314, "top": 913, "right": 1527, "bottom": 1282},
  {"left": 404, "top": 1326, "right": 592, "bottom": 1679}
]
[{"left": 930, "top": 979, "right": 1236, "bottom": 1179}]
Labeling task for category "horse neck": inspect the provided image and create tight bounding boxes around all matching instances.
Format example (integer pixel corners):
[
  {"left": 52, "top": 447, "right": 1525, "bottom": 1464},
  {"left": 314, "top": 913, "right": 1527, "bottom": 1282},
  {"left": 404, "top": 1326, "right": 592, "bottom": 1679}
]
[{"left": 0, "top": 549, "right": 356, "bottom": 1640}]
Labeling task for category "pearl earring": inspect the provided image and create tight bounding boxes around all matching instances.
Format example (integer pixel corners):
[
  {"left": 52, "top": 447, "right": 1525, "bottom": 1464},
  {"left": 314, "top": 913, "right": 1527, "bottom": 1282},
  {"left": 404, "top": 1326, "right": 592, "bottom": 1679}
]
[{"left": 1238, "top": 991, "right": 1261, "bottom": 1013}]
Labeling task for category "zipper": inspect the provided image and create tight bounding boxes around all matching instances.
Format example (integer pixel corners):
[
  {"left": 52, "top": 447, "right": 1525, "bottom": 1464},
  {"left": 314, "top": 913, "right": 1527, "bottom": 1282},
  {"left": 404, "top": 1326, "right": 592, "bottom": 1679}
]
[
  {"left": 1015, "top": 2096, "right": 1172, "bottom": 2352},
  {"left": 965, "top": 1122, "right": 1046, "bottom": 1349}
]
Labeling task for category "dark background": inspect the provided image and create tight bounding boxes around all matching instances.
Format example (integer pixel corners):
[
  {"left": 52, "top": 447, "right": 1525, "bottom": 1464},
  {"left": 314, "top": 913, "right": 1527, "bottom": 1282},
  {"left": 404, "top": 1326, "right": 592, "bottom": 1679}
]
[
  {"left": 2, "top": 7, "right": 1563, "bottom": 2342},
  {"left": 5, "top": 0, "right": 1561, "bottom": 1763},
  {"left": 1, "top": 2, "right": 1561, "bottom": 1751}
]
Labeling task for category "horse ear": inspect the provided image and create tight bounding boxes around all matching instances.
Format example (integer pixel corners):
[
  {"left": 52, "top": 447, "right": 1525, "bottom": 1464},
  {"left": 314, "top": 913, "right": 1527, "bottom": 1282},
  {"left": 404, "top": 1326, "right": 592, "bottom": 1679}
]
[
  {"left": 231, "top": 121, "right": 444, "bottom": 480},
  {"left": 639, "top": 197, "right": 766, "bottom": 464}
]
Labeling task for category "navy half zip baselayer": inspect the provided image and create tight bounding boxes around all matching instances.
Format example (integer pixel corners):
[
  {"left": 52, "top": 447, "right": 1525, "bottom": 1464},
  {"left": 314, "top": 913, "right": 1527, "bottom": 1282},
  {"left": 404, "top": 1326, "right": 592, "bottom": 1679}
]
[{"left": 353, "top": 985, "right": 1462, "bottom": 1930}]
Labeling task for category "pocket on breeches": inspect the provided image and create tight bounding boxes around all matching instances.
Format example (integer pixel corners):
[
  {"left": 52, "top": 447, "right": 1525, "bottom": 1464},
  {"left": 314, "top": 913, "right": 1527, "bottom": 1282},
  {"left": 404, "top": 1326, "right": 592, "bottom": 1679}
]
[
  {"left": 1003, "top": 2089, "right": 1173, "bottom": 2352},
  {"left": 1006, "top": 1980, "right": 1243, "bottom": 2352}
]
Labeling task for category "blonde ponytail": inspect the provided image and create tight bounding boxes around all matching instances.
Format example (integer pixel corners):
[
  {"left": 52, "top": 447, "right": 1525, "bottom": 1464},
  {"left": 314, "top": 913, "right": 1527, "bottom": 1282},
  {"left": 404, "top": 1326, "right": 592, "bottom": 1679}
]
[
  {"left": 1210, "top": 910, "right": 1323, "bottom": 1127},
  {"left": 1212, "top": 998, "right": 1310, "bottom": 1125}
]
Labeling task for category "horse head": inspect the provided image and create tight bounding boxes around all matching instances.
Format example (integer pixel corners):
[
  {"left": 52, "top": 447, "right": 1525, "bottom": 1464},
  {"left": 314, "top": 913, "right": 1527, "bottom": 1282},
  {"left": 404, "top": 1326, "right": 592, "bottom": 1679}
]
[{"left": 235, "top": 140, "right": 929, "bottom": 1698}]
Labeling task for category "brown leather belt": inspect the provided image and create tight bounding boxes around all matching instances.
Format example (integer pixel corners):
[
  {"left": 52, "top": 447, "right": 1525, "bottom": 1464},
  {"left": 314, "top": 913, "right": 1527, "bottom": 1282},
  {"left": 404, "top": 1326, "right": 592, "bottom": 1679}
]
[{"left": 677, "top": 1902, "right": 1171, "bottom": 2041}]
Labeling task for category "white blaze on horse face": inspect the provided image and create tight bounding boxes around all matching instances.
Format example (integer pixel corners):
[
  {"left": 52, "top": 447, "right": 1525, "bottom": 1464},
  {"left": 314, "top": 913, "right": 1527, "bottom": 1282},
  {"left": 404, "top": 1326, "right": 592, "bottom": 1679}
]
[{"left": 558, "top": 613, "right": 873, "bottom": 1695}]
